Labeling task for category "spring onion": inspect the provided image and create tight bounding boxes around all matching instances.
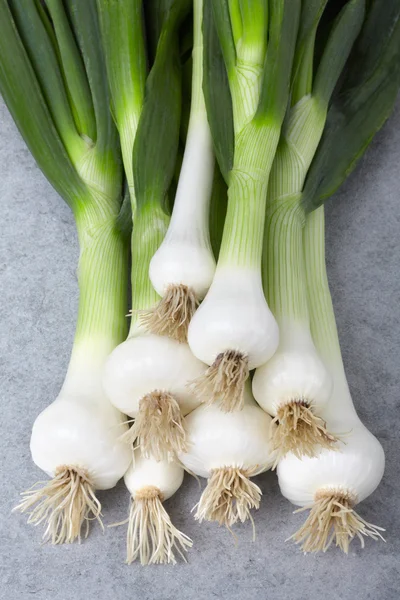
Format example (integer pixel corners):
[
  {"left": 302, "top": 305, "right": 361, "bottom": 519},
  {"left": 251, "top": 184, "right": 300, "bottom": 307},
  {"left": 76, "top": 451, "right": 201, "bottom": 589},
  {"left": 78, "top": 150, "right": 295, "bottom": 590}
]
[
  {"left": 2, "top": 0, "right": 131, "bottom": 542},
  {"left": 187, "top": 0, "right": 300, "bottom": 412},
  {"left": 142, "top": 0, "right": 216, "bottom": 343},
  {"left": 277, "top": 0, "right": 400, "bottom": 553},
  {"left": 253, "top": 0, "right": 365, "bottom": 461},
  {"left": 103, "top": 0, "right": 206, "bottom": 462},
  {"left": 121, "top": 452, "right": 192, "bottom": 565},
  {"left": 2, "top": 0, "right": 399, "bottom": 560},
  {"left": 180, "top": 383, "right": 274, "bottom": 528},
  {"left": 277, "top": 206, "right": 385, "bottom": 553}
]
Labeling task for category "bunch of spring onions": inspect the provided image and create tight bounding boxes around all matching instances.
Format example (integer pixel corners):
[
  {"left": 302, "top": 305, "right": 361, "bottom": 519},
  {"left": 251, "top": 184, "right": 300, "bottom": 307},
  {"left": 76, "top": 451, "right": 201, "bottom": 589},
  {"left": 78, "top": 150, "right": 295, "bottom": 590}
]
[{"left": 1, "top": 0, "right": 399, "bottom": 564}]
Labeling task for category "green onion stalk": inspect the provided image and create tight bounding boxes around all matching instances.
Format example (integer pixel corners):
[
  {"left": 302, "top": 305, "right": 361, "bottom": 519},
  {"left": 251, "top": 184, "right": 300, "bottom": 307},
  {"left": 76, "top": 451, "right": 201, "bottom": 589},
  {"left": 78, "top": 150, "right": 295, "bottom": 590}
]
[
  {"left": 2, "top": 0, "right": 132, "bottom": 543},
  {"left": 188, "top": 0, "right": 301, "bottom": 413},
  {"left": 101, "top": 0, "right": 195, "bottom": 565},
  {"left": 142, "top": 0, "right": 217, "bottom": 345},
  {"left": 277, "top": 0, "right": 400, "bottom": 553},
  {"left": 277, "top": 206, "right": 385, "bottom": 554},
  {"left": 102, "top": 0, "right": 207, "bottom": 466},
  {"left": 253, "top": 0, "right": 365, "bottom": 461}
]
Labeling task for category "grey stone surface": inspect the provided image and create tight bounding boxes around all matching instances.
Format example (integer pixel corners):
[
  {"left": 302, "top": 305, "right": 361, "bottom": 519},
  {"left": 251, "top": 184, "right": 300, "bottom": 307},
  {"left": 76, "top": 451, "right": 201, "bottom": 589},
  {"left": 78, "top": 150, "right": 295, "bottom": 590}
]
[{"left": 1, "top": 97, "right": 399, "bottom": 600}]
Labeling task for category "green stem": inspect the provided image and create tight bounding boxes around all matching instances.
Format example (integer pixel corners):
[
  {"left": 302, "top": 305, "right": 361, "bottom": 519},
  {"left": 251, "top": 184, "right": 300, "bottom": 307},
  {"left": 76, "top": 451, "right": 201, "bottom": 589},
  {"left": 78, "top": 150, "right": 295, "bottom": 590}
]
[
  {"left": 263, "top": 96, "right": 327, "bottom": 322},
  {"left": 97, "top": 0, "right": 146, "bottom": 203},
  {"left": 73, "top": 211, "right": 129, "bottom": 350},
  {"left": 128, "top": 202, "right": 170, "bottom": 336},
  {"left": 228, "top": 0, "right": 242, "bottom": 47},
  {"left": 218, "top": 121, "right": 280, "bottom": 268},
  {"left": 291, "top": 30, "right": 315, "bottom": 107},
  {"left": 303, "top": 207, "right": 343, "bottom": 369},
  {"left": 237, "top": 0, "right": 268, "bottom": 64},
  {"left": 46, "top": 0, "right": 96, "bottom": 141},
  {"left": 218, "top": 169, "right": 267, "bottom": 268},
  {"left": 265, "top": 195, "right": 307, "bottom": 321}
]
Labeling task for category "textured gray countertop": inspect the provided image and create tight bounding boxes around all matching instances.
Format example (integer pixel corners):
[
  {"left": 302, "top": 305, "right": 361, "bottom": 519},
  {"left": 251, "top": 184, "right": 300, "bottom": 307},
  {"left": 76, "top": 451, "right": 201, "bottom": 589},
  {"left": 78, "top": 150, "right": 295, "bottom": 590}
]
[{"left": 1, "top": 98, "right": 399, "bottom": 600}]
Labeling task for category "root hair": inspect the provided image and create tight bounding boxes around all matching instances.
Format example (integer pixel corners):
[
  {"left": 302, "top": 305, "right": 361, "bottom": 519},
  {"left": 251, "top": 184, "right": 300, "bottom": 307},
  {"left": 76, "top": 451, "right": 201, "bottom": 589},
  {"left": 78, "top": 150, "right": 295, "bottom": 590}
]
[
  {"left": 190, "top": 351, "right": 249, "bottom": 412},
  {"left": 140, "top": 284, "right": 198, "bottom": 343},
  {"left": 194, "top": 467, "right": 261, "bottom": 534},
  {"left": 126, "top": 486, "right": 192, "bottom": 565},
  {"left": 290, "top": 489, "right": 385, "bottom": 553},
  {"left": 120, "top": 391, "right": 187, "bottom": 461},
  {"left": 14, "top": 466, "right": 102, "bottom": 544},
  {"left": 271, "top": 400, "right": 338, "bottom": 466}
]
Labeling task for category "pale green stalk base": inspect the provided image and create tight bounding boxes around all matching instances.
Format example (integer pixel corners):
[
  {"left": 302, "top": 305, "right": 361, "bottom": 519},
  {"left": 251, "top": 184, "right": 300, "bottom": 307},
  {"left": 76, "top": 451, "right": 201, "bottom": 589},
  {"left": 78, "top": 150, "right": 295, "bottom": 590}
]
[
  {"left": 74, "top": 210, "right": 129, "bottom": 347},
  {"left": 265, "top": 96, "right": 327, "bottom": 323},
  {"left": 304, "top": 207, "right": 344, "bottom": 370},
  {"left": 16, "top": 209, "right": 129, "bottom": 543},
  {"left": 218, "top": 123, "right": 280, "bottom": 269}
]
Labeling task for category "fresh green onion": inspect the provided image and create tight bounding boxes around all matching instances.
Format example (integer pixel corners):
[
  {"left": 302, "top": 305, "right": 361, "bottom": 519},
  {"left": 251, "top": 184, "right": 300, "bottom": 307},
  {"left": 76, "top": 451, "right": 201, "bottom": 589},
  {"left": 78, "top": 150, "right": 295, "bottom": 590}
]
[
  {"left": 143, "top": 0, "right": 217, "bottom": 344},
  {"left": 102, "top": 0, "right": 197, "bottom": 564},
  {"left": 188, "top": 0, "right": 301, "bottom": 413},
  {"left": 2, "top": 0, "right": 131, "bottom": 543},
  {"left": 253, "top": 0, "right": 365, "bottom": 461}
]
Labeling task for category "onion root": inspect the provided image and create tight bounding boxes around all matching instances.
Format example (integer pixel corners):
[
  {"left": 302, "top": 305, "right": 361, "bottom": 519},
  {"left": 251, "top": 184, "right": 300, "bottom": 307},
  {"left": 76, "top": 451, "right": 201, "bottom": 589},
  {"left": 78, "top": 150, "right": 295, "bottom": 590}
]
[
  {"left": 120, "top": 391, "right": 187, "bottom": 461},
  {"left": 271, "top": 400, "right": 338, "bottom": 466},
  {"left": 190, "top": 350, "right": 249, "bottom": 412},
  {"left": 140, "top": 284, "right": 198, "bottom": 343},
  {"left": 195, "top": 467, "right": 261, "bottom": 531},
  {"left": 126, "top": 486, "right": 192, "bottom": 565},
  {"left": 14, "top": 466, "right": 102, "bottom": 544},
  {"left": 290, "top": 489, "right": 385, "bottom": 553}
]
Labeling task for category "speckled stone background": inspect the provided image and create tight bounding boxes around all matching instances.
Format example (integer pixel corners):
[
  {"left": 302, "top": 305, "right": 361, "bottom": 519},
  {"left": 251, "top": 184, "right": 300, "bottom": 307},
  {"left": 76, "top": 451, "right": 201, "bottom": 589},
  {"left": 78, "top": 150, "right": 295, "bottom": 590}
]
[{"left": 1, "top": 97, "right": 399, "bottom": 600}]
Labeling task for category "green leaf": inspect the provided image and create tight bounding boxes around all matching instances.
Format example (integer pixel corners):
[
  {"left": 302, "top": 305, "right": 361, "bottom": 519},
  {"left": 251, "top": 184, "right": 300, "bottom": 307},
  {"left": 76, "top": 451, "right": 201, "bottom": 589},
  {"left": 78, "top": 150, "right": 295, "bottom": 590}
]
[
  {"left": 291, "top": 0, "right": 328, "bottom": 103},
  {"left": 210, "top": 0, "right": 236, "bottom": 76},
  {"left": 97, "top": 0, "right": 147, "bottom": 199},
  {"left": 8, "top": 0, "right": 84, "bottom": 159},
  {"left": 255, "top": 0, "right": 301, "bottom": 125},
  {"left": 144, "top": 0, "right": 175, "bottom": 65},
  {"left": 0, "top": 0, "right": 88, "bottom": 211},
  {"left": 116, "top": 184, "right": 133, "bottom": 239},
  {"left": 97, "top": 0, "right": 146, "bottom": 128},
  {"left": 46, "top": 0, "right": 96, "bottom": 141},
  {"left": 313, "top": 0, "right": 365, "bottom": 108},
  {"left": 133, "top": 0, "right": 191, "bottom": 212},
  {"left": 203, "top": 0, "right": 234, "bottom": 182},
  {"left": 209, "top": 163, "right": 228, "bottom": 258},
  {"left": 65, "top": 0, "right": 119, "bottom": 158},
  {"left": 302, "top": 1, "right": 400, "bottom": 212},
  {"left": 181, "top": 52, "right": 193, "bottom": 144},
  {"left": 180, "top": 11, "right": 194, "bottom": 63}
]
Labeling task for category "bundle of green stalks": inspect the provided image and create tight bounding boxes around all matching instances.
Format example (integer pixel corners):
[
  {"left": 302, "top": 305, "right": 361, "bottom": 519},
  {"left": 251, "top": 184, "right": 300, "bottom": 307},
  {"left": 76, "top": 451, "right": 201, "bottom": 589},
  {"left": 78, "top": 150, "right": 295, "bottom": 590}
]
[{"left": 1, "top": 0, "right": 399, "bottom": 564}]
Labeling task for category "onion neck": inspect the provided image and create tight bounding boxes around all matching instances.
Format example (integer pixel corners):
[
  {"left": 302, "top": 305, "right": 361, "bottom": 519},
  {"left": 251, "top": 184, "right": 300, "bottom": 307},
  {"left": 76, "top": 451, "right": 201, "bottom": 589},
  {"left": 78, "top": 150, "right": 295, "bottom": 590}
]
[
  {"left": 264, "top": 96, "right": 327, "bottom": 326},
  {"left": 61, "top": 207, "right": 129, "bottom": 397},
  {"left": 265, "top": 195, "right": 308, "bottom": 324},
  {"left": 217, "top": 122, "right": 280, "bottom": 270}
]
